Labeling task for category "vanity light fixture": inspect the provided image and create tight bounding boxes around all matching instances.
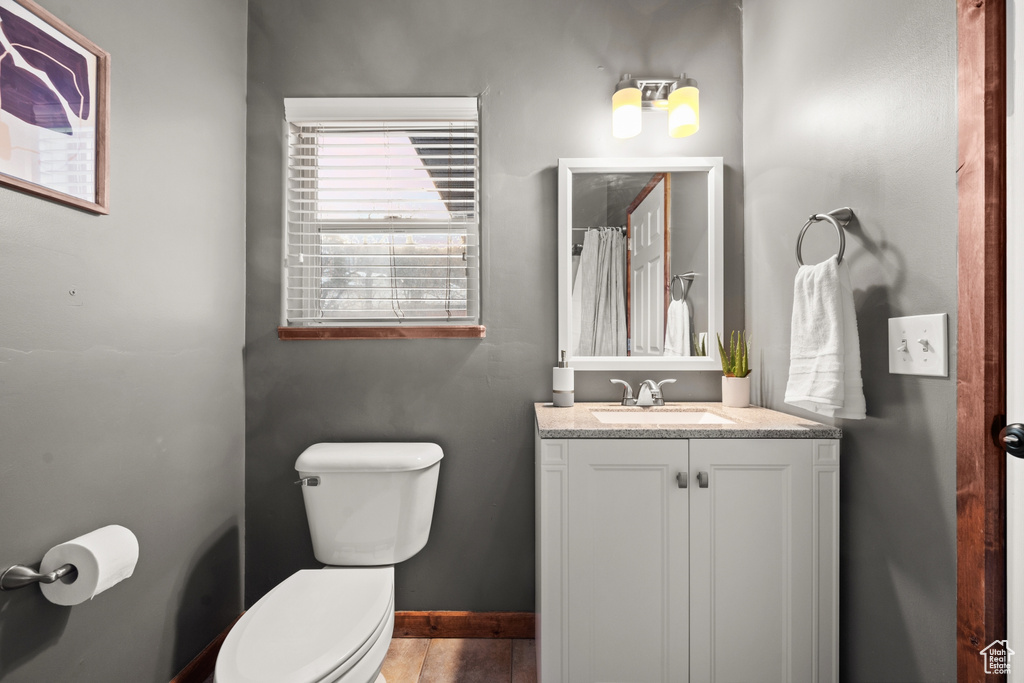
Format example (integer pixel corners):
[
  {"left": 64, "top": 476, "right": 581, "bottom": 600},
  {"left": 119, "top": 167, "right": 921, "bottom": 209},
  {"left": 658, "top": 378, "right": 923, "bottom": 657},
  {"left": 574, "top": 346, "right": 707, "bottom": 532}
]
[{"left": 612, "top": 74, "right": 700, "bottom": 139}]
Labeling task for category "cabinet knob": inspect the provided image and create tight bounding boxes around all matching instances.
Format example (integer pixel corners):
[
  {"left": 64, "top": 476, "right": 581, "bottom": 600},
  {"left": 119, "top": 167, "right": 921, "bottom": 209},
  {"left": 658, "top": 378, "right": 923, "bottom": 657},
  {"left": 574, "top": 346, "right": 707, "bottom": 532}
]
[
  {"left": 676, "top": 472, "right": 688, "bottom": 489},
  {"left": 697, "top": 471, "right": 709, "bottom": 488}
]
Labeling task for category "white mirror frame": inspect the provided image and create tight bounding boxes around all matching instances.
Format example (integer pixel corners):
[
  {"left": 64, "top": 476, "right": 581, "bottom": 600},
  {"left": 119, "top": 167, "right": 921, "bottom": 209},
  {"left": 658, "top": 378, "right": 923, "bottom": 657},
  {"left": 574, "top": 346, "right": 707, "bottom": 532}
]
[{"left": 557, "top": 157, "right": 724, "bottom": 371}]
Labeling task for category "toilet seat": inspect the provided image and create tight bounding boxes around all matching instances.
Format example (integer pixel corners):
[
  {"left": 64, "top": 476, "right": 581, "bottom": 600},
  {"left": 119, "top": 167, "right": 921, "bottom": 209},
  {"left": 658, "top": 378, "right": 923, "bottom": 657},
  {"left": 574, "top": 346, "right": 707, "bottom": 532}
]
[{"left": 215, "top": 567, "right": 394, "bottom": 683}]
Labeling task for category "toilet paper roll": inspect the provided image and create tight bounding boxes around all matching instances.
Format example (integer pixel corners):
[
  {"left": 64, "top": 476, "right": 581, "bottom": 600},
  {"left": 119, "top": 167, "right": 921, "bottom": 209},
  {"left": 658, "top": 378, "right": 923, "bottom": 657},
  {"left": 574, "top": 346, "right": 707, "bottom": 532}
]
[{"left": 39, "top": 525, "right": 139, "bottom": 606}]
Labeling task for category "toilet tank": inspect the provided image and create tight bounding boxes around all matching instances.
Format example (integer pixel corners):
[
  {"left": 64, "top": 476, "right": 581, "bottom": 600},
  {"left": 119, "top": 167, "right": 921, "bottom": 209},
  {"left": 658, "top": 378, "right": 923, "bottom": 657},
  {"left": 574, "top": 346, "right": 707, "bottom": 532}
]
[{"left": 295, "top": 442, "right": 443, "bottom": 566}]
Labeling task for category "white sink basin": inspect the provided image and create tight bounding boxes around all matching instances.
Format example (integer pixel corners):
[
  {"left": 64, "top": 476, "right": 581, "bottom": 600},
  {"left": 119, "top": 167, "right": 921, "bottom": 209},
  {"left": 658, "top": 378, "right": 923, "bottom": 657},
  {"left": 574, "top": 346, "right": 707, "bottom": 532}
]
[{"left": 591, "top": 410, "right": 735, "bottom": 425}]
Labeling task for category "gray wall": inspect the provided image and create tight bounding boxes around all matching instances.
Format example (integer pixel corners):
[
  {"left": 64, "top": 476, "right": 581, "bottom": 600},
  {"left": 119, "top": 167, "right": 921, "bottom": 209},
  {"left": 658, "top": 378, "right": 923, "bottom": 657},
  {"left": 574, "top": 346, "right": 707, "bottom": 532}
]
[
  {"left": 669, "top": 172, "right": 709, "bottom": 339},
  {"left": 742, "top": 1, "right": 957, "bottom": 681},
  {"left": 0, "top": 0, "right": 247, "bottom": 680},
  {"left": 245, "top": 0, "right": 743, "bottom": 609},
  {"left": 571, "top": 175, "right": 610, "bottom": 231}
]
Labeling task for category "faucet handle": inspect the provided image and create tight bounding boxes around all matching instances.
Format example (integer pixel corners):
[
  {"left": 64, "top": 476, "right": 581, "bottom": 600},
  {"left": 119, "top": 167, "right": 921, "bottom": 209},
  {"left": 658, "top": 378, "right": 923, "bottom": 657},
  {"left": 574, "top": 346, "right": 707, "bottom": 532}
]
[
  {"left": 655, "top": 382, "right": 679, "bottom": 397},
  {"left": 639, "top": 378, "right": 676, "bottom": 406},
  {"left": 642, "top": 379, "right": 676, "bottom": 398},
  {"left": 610, "top": 379, "right": 634, "bottom": 403}
]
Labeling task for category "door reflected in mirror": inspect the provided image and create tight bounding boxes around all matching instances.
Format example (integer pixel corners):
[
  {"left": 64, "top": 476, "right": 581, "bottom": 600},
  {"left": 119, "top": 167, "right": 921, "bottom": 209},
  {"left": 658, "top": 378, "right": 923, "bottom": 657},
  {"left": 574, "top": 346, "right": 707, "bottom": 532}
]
[{"left": 559, "top": 158, "right": 723, "bottom": 371}]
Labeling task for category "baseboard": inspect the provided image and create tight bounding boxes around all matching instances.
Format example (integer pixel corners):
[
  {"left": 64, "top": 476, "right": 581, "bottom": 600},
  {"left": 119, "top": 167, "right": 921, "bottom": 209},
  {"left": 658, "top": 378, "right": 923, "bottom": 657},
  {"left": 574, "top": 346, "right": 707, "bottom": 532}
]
[
  {"left": 169, "top": 615, "right": 241, "bottom": 683},
  {"left": 169, "top": 610, "right": 535, "bottom": 682},
  {"left": 393, "top": 611, "right": 535, "bottom": 639}
]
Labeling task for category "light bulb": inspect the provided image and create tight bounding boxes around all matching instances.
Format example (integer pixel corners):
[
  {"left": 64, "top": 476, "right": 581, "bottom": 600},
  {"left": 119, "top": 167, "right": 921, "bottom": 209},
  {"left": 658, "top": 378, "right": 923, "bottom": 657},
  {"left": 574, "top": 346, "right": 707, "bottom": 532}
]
[
  {"left": 612, "top": 76, "right": 642, "bottom": 139},
  {"left": 668, "top": 79, "right": 699, "bottom": 138}
]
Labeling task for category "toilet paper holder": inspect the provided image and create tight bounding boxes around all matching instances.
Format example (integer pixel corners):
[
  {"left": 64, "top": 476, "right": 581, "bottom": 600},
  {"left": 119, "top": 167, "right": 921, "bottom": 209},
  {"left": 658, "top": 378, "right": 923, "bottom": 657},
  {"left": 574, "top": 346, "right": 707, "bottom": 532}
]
[{"left": 0, "top": 563, "right": 77, "bottom": 591}]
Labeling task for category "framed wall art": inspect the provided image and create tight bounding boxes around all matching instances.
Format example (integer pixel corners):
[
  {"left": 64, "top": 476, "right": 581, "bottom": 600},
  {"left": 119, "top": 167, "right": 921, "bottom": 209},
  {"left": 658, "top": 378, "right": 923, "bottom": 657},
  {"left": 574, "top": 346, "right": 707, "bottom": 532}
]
[{"left": 0, "top": 0, "right": 109, "bottom": 213}]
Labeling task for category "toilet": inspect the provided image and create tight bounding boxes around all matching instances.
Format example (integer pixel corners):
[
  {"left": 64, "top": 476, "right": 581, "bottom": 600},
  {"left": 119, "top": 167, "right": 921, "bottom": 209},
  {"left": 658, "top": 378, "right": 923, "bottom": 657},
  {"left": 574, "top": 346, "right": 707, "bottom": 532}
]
[{"left": 214, "top": 442, "right": 443, "bottom": 683}]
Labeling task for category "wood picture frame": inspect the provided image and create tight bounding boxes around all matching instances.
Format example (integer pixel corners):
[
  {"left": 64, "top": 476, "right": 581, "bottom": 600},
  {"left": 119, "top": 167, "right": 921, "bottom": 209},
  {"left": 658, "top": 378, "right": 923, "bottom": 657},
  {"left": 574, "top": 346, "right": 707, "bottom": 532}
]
[{"left": 0, "top": 0, "right": 109, "bottom": 213}]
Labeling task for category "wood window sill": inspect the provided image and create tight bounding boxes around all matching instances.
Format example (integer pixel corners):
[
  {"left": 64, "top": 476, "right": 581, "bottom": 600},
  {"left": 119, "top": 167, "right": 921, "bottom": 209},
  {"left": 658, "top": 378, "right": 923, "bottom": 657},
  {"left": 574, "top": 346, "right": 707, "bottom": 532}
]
[{"left": 278, "top": 325, "right": 486, "bottom": 340}]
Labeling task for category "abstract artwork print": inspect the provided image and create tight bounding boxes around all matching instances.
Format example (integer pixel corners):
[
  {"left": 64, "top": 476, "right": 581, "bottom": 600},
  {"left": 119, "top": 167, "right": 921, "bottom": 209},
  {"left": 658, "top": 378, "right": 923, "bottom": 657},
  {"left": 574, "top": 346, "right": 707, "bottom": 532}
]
[{"left": 0, "top": 0, "right": 108, "bottom": 212}]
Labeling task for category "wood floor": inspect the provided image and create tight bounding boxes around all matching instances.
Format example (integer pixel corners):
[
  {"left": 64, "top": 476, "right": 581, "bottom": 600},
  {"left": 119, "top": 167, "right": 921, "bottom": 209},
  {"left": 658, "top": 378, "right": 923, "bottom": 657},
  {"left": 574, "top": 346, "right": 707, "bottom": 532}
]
[
  {"left": 382, "top": 638, "right": 536, "bottom": 683},
  {"left": 200, "top": 638, "right": 537, "bottom": 683}
]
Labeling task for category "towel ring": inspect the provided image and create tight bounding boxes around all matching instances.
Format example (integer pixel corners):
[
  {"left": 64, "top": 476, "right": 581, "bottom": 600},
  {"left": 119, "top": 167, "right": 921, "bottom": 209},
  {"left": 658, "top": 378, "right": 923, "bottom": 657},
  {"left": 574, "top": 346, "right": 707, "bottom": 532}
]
[
  {"left": 671, "top": 273, "right": 695, "bottom": 302},
  {"left": 796, "top": 207, "right": 852, "bottom": 266}
]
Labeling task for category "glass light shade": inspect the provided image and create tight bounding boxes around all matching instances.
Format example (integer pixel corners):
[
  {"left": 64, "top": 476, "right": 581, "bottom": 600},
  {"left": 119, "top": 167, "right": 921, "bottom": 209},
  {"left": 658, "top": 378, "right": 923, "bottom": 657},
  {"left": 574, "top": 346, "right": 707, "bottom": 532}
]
[
  {"left": 668, "top": 84, "right": 699, "bottom": 138},
  {"left": 612, "top": 86, "right": 642, "bottom": 139}
]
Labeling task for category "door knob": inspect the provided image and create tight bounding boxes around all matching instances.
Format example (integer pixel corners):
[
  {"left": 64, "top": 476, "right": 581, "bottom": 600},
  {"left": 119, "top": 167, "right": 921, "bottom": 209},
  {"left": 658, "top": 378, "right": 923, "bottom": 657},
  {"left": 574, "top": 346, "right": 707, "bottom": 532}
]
[
  {"left": 697, "top": 471, "right": 709, "bottom": 488},
  {"left": 1000, "top": 424, "right": 1024, "bottom": 458},
  {"left": 676, "top": 472, "right": 688, "bottom": 489}
]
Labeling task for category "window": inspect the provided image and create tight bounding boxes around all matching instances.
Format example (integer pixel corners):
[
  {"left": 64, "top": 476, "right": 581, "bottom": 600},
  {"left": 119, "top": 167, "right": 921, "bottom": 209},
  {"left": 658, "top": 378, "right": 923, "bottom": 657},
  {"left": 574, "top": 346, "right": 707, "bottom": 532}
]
[{"left": 281, "top": 98, "right": 482, "bottom": 339}]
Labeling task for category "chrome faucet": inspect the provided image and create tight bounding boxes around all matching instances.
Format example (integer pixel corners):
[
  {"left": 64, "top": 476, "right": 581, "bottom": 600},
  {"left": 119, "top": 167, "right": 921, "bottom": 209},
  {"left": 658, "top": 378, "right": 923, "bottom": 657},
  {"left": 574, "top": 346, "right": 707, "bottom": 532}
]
[
  {"left": 610, "top": 379, "right": 676, "bottom": 406},
  {"left": 638, "top": 379, "right": 676, "bottom": 406}
]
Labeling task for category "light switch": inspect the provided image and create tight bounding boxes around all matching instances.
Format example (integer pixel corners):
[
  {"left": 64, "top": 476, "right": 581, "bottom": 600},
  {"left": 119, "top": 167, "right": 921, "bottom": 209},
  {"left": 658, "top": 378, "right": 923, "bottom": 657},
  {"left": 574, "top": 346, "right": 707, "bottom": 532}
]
[{"left": 888, "top": 313, "right": 948, "bottom": 377}]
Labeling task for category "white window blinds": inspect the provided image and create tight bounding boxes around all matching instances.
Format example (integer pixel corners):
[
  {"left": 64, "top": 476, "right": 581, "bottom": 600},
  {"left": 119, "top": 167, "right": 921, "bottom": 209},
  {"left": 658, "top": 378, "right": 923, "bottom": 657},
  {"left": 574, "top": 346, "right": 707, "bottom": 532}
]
[{"left": 283, "top": 98, "right": 480, "bottom": 326}]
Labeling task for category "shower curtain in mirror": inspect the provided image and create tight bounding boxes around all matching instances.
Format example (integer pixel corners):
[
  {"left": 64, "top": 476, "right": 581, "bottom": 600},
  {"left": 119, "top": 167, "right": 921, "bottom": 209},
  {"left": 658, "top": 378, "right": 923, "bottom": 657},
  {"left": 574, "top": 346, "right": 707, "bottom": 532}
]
[{"left": 573, "top": 228, "right": 627, "bottom": 356}]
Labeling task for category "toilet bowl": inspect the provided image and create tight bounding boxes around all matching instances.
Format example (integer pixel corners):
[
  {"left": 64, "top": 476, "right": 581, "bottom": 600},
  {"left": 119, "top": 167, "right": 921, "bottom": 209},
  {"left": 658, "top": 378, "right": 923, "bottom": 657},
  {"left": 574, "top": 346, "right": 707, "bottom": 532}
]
[
  {"left": 215, "top": 568, "right": 394, "bottom": 683},
  {"left": 214, "top": 443, "right": 443, "bottom": 683}
]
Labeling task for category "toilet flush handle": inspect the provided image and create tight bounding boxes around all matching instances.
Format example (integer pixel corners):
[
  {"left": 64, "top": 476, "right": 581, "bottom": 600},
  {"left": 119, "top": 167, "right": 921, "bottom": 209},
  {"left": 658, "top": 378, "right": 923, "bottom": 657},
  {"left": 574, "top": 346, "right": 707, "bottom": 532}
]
[{"left": 294, "top": 476, "right": 321, "bottom": 487}]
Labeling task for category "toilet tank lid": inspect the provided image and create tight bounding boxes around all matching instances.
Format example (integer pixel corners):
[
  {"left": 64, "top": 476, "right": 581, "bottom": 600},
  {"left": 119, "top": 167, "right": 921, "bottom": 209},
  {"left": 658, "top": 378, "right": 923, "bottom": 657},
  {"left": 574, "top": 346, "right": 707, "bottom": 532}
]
[{"left": 295, "top": 442, "right": 443, "bottom": 473}]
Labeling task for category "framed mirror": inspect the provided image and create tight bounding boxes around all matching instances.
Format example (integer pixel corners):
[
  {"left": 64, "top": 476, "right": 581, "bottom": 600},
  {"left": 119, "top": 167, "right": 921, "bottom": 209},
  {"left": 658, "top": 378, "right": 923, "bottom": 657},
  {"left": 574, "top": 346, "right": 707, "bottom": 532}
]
[{"left": 557, "top": 157, "right": 724, "bottom": 371}]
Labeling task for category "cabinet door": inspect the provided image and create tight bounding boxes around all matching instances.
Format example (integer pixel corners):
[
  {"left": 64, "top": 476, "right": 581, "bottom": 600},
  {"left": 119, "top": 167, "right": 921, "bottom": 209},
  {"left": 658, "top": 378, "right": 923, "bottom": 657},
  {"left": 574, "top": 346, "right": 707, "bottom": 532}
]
[
  {"left": 688, "top": 439, "right": 816, "bottom": 683},
  {"left": 567, "top": 439, "right": 689, "bottom": 683}
]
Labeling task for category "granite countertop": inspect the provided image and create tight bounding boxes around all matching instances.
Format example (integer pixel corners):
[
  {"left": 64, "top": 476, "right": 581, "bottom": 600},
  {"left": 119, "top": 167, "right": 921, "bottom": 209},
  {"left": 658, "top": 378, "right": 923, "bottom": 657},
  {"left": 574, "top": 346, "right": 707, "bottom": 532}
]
[{"left": 534, "top": 402, "right": 842, "bottom": 439}]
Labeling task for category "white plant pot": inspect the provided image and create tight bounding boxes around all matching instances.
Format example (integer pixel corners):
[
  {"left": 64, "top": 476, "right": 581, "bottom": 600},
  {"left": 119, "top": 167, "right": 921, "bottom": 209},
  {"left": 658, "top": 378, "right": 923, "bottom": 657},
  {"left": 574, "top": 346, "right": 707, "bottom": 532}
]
[{"left": 721, "top": 375, "right": 751, "bottom": 408}]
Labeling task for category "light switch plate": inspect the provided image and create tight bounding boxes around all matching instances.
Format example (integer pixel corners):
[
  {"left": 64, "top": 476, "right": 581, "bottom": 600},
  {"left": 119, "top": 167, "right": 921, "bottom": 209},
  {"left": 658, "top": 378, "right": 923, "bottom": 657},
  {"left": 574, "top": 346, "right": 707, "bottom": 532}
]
[{"left": 888, "top": 313, "right": 948, "bottom": 377}]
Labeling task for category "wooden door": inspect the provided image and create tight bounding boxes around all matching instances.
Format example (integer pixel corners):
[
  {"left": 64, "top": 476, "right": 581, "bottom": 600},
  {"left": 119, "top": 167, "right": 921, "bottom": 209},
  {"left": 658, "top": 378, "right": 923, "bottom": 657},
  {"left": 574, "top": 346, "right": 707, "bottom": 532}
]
[
  {"left": 1008, "top": 2, "right": 1024, "bottom": 677},
  {"left": 956, "top": 1, "right": 1008, "bottom": 678}
]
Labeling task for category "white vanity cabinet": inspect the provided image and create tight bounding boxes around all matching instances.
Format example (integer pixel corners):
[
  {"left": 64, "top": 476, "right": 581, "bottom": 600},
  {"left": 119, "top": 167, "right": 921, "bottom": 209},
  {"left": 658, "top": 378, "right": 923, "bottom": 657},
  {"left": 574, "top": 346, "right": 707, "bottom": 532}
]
[{"left": 536, "top": 434, "right": 839, "bottom": 683}]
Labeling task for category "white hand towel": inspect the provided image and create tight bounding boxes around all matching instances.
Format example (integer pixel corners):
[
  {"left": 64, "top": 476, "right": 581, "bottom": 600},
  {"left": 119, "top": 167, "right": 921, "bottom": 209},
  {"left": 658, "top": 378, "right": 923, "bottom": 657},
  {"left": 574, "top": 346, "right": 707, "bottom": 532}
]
[
  {"left": 784, "top": 256, "right": 866, "bottom": 419},
  {"left": 664, "top": 299, "right": 691, "bottom": 356}
]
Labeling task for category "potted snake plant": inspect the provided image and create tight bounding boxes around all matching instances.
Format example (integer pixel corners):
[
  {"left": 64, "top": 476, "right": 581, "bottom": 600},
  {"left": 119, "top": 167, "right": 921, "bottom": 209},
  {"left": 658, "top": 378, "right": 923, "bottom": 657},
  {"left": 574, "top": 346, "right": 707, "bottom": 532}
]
[{"left": 718, "top": 330, "right": 752, "bottom": 408}]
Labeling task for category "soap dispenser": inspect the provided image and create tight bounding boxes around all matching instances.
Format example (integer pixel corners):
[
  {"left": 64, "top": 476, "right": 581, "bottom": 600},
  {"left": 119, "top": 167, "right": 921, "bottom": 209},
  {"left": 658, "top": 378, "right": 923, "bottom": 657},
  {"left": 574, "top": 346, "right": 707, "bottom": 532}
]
[{"left": 552, "top": 350, "right": 574, "bottom": 407}]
